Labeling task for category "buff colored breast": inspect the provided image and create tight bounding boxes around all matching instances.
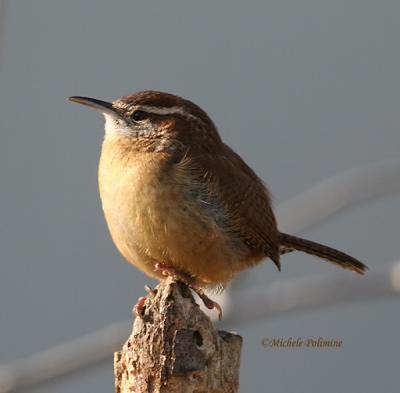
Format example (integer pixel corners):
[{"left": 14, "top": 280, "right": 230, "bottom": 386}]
[{"left": 98, "top": 138, "right": 248, "bottom": 287}]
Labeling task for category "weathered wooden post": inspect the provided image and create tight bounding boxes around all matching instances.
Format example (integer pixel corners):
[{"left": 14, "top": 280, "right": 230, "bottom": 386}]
[{"left": 114, "top": 277, "right": 242, "bottom": 393}]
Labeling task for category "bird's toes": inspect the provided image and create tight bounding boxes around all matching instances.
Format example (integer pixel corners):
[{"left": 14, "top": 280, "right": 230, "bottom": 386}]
[{"left": 133, "top": 296, "right": 147, "bottom": 318}]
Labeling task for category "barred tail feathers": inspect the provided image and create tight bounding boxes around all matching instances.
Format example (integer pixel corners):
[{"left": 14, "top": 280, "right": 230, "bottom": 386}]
[{"left": 279, "top": 232, "right": 367, "bottom": 274}]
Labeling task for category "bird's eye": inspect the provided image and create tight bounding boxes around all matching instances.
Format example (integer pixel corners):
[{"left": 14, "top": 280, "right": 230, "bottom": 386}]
[{"left": 132, "top": 110, "right": 149, "bottom": 121}]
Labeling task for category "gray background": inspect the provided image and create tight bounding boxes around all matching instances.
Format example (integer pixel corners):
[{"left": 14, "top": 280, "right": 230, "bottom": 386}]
[{"left": 0, "top": 1, "right": 399, "bottom": 392}]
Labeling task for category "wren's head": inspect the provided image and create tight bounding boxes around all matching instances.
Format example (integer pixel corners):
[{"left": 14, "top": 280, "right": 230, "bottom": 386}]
[{"left": 69, "top": 91, "right": 222, "bottom": 153}]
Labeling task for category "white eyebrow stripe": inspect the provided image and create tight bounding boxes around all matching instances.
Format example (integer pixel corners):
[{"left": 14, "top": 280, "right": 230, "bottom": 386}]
[{"left": 135, "top": 105, "right": 199, "bottom": 120}]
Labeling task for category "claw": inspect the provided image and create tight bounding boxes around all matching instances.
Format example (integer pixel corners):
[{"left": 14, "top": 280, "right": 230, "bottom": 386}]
[
  {"left": 144, "top": 284, "right": 156, "bottom": 297},
  {"left": 133, "top": 296, "right": 147, "bottom": 318},
  {"left": 154, "top": 262, "right": 194, "bottom": 284},
  {"left": 155, "top": 262, "right": 177, "bottom": 278},
  {"left": 195, "top": 289, "right": 223, "bottom": 320}
]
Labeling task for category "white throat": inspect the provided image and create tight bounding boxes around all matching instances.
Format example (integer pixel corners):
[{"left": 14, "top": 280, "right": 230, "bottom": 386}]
[{"left": 103, "top": 114, "right": 130, "bottom": 137}]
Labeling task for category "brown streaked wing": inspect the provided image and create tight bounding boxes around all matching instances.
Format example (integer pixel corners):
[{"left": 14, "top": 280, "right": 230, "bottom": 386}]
[{"left": 204, "top": 143, "right": 280, "bottom": 263}]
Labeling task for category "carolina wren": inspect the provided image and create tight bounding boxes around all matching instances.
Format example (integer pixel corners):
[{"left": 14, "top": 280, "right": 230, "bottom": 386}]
[{"left": 69, "top": 91, "right": 367, "bottom": 318}]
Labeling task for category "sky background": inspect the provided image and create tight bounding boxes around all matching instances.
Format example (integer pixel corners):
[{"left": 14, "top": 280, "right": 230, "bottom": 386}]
[{"left": 0, "top": 1, "right": 399, "bottom": 392}]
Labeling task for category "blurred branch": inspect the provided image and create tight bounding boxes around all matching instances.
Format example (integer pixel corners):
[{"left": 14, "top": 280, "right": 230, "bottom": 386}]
[
  {"left": 223, "top": 261, "right": 400, "bottom": 325},
  {"left": 276, "top": 158, "right": 400, "bottom": 234},
  {"left": 0, "top": 322, "right": 128, "bottom": 393},
  {"left": 1, "top": 158, "right": 400, "bottom": 392}
]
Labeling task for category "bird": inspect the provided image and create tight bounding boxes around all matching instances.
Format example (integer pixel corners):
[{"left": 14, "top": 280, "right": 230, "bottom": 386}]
[{"left": 69, "top": 90, "right": 367, "bottom": 319}]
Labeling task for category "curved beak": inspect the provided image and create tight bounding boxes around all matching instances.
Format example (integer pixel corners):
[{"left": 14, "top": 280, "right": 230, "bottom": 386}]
[{"left": 68, "top": 96, "right": 120, "bottom": 119}]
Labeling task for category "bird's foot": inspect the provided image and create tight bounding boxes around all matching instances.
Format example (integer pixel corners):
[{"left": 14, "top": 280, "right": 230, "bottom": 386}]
[
  {"left": 133, "top": 285, "right": 157, "bottom": 318},
  {"left": 154, "top": 262, "right": 222, "bottom": 320},
  {"left": 133, "top": 296, "right": 147, "bottom": 317},
  {"left": 144, "top": 284, "right": 157, "bottom": 297},
  {"left": 154, "top": 262, "right": 195, "bottom": 285},
  {"left": 192, "top": 286, "right": 223, "bottom": 320}
]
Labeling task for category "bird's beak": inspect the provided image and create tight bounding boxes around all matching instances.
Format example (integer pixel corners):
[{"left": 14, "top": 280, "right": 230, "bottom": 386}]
[{"left": 68, "top": 96, "right": 120, "bottom": 119}]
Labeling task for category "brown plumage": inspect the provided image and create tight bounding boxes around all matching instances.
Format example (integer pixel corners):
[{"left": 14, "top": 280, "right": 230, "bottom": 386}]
[{"left": 69, "top": 91, "right": 367, "bottom": 317}]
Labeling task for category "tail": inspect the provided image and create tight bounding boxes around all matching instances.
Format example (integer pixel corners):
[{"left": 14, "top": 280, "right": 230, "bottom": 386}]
[{"left": 279, "top": 232, "right": 368, "bottom": 275}]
